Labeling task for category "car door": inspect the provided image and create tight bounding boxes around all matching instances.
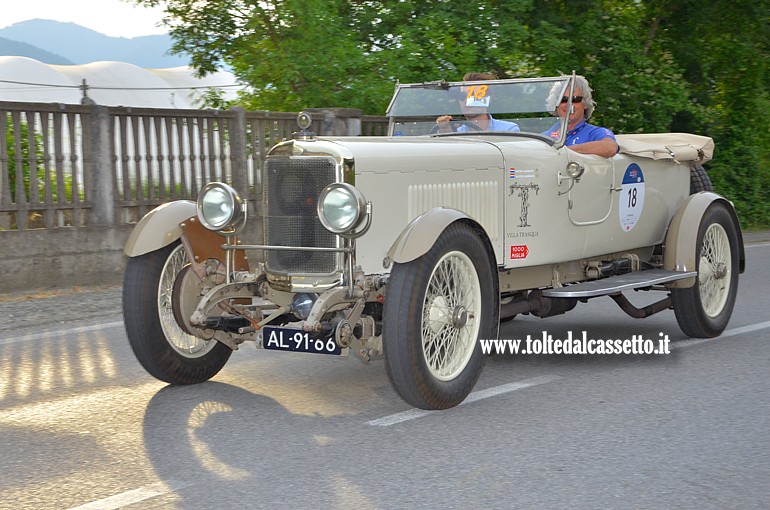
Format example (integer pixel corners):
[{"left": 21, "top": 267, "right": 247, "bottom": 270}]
[{"left": 565, "top": 152, "right": 616, "bottom": 225}]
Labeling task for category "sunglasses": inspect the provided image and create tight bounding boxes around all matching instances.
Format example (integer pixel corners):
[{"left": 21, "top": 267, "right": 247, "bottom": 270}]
[{"left": 560, "top": 95, "right": 584, "bottom": 104}]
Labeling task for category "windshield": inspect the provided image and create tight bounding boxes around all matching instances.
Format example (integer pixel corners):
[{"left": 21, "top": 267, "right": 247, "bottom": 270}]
[{"left": 386, "top": 76, "right": 571, "bottom": 140}]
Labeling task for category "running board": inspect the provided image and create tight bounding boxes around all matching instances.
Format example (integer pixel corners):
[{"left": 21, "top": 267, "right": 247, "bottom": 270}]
[{"left": 542, "top": 269, "right": 697, "bottom": 299}]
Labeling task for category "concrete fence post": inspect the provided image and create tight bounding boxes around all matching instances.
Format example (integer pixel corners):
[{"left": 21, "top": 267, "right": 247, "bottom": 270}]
[
  {"left": 228, "top": 106, "right": 249, "bottom": 198},
  {"left": 86, "top": 104, "right": 115, "bottom": 226}
]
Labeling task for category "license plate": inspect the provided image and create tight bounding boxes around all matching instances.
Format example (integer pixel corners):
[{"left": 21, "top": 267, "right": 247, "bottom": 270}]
[{"left": 261, "top": 326, "right": 343, "bottom": 355}]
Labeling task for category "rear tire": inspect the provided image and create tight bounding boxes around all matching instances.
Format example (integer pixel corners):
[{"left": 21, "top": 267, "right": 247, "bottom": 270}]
[
  {"left": 123, "top": 241, "right": 231, "bottom": 384},
  {"left": 383, "top": 222, "right": 498, "bottom": 409},
  {"left": 671, "top": 203, "right": 739, "bottom": 337}
]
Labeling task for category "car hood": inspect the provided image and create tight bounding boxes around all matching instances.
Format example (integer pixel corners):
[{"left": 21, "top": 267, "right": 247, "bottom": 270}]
[{"left": 276, "top": 135, "right": 550, "bottom": 175}]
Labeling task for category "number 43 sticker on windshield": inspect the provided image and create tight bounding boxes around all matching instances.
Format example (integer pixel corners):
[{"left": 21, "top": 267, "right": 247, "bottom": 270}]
[{"left": 619, "top": 163, "right": 645, "bottom": 231}]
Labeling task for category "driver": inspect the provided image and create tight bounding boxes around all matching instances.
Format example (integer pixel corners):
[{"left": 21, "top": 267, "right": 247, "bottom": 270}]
[
  {"left": 435, "top": 72, "right": 520, "bottom": 133},
  {"left": 545, "top": 75, "right": 619, "bottom": 157}
]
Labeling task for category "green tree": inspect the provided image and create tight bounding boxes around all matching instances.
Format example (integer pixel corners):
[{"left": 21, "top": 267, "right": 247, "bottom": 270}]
[
  {"left": 133, "top": 0, "right": 536, "bottom": 113},
  {"left": 134, "top": 0, "right": 693, "bottom": 129},
  {"left": 133, "top": 0, "right": 379, "bottom": 112},
  {"left": 4, "top": 115, "right": 69, "bottom": 206},
  {"left": 5, "top": 115, "right": 39, "bottom": 203},
  {"left": 134, "top": 0, "right": 770, "bottom": 228},
  {"left": 518, "top": 1, "right": 696, "bottom": 134},
  {"left": 640, "top": 0, "right": 770, "bottom": 228}
]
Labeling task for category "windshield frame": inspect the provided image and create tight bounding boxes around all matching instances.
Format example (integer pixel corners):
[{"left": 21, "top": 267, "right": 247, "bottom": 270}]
[{"left": 385, "top": 75, "right": 575, "bottom": 148}]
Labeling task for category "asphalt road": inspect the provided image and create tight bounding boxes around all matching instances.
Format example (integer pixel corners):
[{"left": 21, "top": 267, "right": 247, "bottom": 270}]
[{"left": 1, "top": 241, "right": 769, "bottom": 509}]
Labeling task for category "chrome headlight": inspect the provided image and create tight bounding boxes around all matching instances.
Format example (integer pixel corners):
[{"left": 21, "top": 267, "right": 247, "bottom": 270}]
[
  {"left": 317, "top": 183, "right": 368, "bottom": 236},
  {"left": 196, "top": 182, "right": 247, "bottom": 233}
]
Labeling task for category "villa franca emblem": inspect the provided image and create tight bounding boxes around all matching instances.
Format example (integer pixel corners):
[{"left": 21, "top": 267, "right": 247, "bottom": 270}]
[{"left": 509, "top": 183, "right": 540, "bottom": 227}]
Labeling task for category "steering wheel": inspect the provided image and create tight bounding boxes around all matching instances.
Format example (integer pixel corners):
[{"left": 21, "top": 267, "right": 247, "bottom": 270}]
[{"left": 429, "top": 120, "right": 485, "bottom": 135}]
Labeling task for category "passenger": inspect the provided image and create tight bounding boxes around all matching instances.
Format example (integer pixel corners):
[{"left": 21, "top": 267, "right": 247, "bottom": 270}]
[
  {"left": 436, "top": 72, "right": 520, "bottom": 133},
  {"left": 546, "top": 75, "right": 619, "bottom": 157}
]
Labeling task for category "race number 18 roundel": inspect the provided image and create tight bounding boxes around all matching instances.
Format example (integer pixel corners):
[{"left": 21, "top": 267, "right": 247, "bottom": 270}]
[{"left": 619, "top": 163, "right": 644, "bottom": 231}]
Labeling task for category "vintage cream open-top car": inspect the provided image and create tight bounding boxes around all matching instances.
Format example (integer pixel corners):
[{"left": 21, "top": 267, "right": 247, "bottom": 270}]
[{"left": 123, "top": 74, "right": 744, "bottom": 410}]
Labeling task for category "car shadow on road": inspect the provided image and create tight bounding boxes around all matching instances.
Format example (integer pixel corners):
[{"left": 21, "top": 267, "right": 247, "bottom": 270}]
[{"left": 142, "top": 381, "right": 382, "bottom": 509}]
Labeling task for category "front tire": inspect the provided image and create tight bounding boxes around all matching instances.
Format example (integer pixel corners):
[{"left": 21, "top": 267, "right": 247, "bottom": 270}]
[
  {"left": 123, "top": 241, "right": 232, "bottom": 384},
  {"left": 671, "top": 203, "right": 740, "bottom": 337},
  {"left": 383, "top": 222, "right": 498, "bottom": 409}
]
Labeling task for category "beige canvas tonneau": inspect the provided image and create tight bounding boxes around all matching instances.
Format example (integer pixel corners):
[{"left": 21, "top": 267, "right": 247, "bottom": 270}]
[{"left": 615, "top": 133, "right": 714, "bottom": 163}]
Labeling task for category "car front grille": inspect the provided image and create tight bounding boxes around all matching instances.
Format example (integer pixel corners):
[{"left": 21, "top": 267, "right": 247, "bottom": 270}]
[{"left": 263, "top": 156, "right": 338, "bottom": 274}]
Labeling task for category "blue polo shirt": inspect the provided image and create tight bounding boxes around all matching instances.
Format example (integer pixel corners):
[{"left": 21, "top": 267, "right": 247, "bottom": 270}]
[
  {"left": 546, "top": 120, "right": 616, "bottom": 147},
  {"left": 459, "top": 115, "right": 520, "bottom": 132}
]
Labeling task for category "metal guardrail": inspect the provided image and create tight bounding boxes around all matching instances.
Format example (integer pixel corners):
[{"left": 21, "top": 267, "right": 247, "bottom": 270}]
[{"left": 0, "top": 101, "right": 389, "bottom": 231}]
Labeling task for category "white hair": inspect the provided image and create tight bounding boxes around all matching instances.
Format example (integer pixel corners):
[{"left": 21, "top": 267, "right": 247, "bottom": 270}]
[
  {"left": 572, "top": 75, "right": 596, "bottom": 119},
  {"left": 547, "top": 74, "right": 597, "bottom": 119}
]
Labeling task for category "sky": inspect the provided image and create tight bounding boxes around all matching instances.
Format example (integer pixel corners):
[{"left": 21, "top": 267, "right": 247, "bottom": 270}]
[{"left": 1, "top": 0, "right": 168, "bottom": 38}]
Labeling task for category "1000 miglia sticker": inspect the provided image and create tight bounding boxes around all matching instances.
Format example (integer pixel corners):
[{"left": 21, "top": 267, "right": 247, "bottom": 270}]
[{"left": 619, "top": 163, "right": 644, "bottom": 231}]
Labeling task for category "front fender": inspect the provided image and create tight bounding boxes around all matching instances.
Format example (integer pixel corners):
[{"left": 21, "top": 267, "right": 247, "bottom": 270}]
[
  {"left": 386, "top": 207, "right": 473, "bottom": 264},
  {"left": 124, "top": 200, "right": 197, "bottom": 257},
  {"left": 663, "top": 192, "right": 745, "bottom": 288}
]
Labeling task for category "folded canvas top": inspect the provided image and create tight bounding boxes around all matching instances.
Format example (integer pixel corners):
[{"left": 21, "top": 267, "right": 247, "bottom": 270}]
[{"left": 616, "top": 133, "right": 714, "bottom": 163}]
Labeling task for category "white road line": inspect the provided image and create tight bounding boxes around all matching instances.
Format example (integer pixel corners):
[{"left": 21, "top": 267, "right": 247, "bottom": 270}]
[
  {"left": 366, "top": 374, "right": 562, "bottom": 427},
  {"left": 67, "top": 480, "right": 187, "bottom": 510},
  {"left": 367, "top": 319, "right": 770, "bottom": 427},
  {"left": 0, "top": 321, "right": 123, "bottom": 346},
  {"left": 671, "top": 320, "right": 770, "bottom": 349},
  {"left": 27, "top": 317, "right": 770, "bottom": 507}
]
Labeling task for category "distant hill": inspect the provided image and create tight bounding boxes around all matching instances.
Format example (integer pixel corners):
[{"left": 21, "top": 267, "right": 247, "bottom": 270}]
[
  {"left": 0, "top": 19, "right": 189, "bottom": 68},
  {"left": 0, "top": 35, "right": 73, "bottom": 65}
]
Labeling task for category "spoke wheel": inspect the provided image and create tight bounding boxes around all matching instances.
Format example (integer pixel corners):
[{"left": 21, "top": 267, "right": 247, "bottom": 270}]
[
  {"left": 160, "top": 245, "right": 218, "bottom": 358},
  {"left": 383, "top": 222, "right": 498, "bottom": 409},
  {"left": 671, "top": 203, "right": 740, "bottom": 338},
  {"left": 123, "top": 241, "right": 232, "bottom": 384},
  {"left": 422, "top": 251, "right": 482, "bottom": 381},
  {"left": 698, "top": 223, "right": 732, "bottom": 318}
]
